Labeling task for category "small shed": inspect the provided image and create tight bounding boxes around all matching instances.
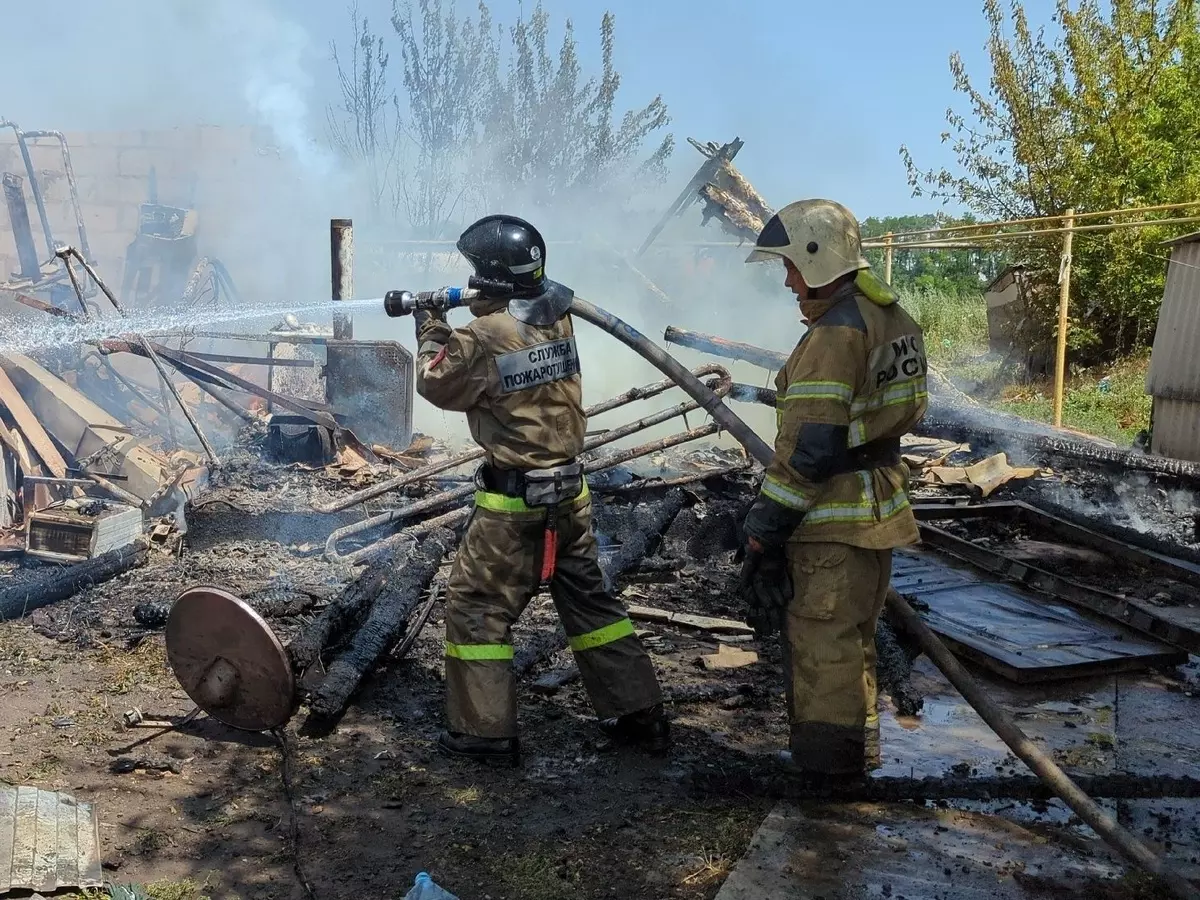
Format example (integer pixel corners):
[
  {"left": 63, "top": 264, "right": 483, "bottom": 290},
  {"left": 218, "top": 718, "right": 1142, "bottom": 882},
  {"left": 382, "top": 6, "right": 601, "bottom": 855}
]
[
  {"left": 983, "top": 265, "right": 1054, "bottom": 376},
  {"left": 1146, "top": 231, "right": 1200, "bottom": 461},
  {"left": 984, "top": 265, "right": 1032, "bottom": 354}
]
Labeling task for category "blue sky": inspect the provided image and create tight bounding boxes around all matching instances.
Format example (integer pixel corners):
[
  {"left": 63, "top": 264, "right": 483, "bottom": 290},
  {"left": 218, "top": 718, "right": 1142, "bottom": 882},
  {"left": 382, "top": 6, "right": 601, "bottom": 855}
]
[{"left": 1, "top": 0, "right": 1060, "bottom": 219}]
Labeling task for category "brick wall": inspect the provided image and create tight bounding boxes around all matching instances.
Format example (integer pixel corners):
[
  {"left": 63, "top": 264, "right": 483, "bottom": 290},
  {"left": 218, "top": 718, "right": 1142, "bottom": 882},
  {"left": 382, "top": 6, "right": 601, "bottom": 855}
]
[{"left": 0, "top": 125, "right": 307, "bottom": 300}]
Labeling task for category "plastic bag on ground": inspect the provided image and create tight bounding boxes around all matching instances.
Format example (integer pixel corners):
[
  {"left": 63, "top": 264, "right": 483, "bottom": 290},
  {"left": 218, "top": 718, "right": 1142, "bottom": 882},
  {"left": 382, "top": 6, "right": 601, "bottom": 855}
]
[{"left": 403, "top": 871, "right": 460, "bottom": 899}]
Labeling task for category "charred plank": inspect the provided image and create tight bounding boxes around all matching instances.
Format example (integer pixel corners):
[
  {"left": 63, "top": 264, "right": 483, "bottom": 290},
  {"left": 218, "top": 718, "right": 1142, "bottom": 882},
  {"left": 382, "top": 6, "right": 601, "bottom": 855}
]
[
  {"left": 0, "top": 543, "right": 148, "bottom": 621},
  {"left": 307, "top": 528, "right": 454, "bottom": 721}
]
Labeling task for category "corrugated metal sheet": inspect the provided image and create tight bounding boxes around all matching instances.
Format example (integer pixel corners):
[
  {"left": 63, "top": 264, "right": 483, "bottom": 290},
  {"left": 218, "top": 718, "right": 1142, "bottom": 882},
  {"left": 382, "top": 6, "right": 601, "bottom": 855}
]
[
  {"left": 1147, "top": 241, "right": 1200, "bottom": 397},
  {"left": 1151, "top": 397, "right": 1200, "bottom": 462},
  {"left": 0, "top": 786, "right": 103, "bottom": 895},
  {"left": 892, "top": 550, "right": 1184, "bottom": 682}
]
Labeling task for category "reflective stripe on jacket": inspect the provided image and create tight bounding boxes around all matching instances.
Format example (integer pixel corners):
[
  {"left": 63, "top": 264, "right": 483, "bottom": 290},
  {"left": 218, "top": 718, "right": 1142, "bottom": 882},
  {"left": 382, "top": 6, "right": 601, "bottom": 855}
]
[{"left": 759, "top": 278, "right": 928, "bottom": 549}]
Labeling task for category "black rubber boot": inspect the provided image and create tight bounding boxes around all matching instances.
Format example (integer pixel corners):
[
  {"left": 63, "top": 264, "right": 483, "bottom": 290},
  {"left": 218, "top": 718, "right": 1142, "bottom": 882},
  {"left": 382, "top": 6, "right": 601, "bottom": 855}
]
[
  {"left": 436, "top": 731, "right": 520, "bottom": 767},
  {"left": 597, "top": 703, "right": 670, "bottom": 754},
  {"left": 777, "top": 750, "right": 867, "bottom": 794}
]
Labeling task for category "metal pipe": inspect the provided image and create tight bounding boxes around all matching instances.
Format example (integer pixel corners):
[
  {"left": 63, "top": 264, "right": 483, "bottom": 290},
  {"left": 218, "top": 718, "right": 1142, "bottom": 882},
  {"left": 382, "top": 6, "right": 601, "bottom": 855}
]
[
  {"left": 312, "top": 364, "right": 731, "bottom": 514},
  {"left": 2, "top": 173, "right": 41, "bottom": 282},
  {"left": 664, "top": 325, "right": 788, "bottom": 372},
  {"left": 22, "top": 131, "right": 90, "bottom": 261},
  {"left": 577, "top": 298, "right": 1193, "bottom": 895},
  {"left": 0, "top": 122, "right": 55, "bottom": 258},
  {"left": 68, "top": 248, "right": 122, "bottom": 314},
  {"left": 730, "top": 383, "right": 777, "bottom": 406},
  {"left": 344, "top": 422, "right": 720, "bottom": 566},
  {"left": 324, "top": 377, "right": 731, "bottom": 561},
  {"left": 331, "top": 218, "right": 353, "bottom": 340},
  {"left": 570, "top": 297, "right": 773, "bottom": 462},
  {"left": 888, "top": 597, "right": 1195, "bottom": 898},
  {"left": 55, "top": 247, "right": 91, "bottom": 316},
  {"left": 0, "top": 287, "right": 80, "bottom": 319}
]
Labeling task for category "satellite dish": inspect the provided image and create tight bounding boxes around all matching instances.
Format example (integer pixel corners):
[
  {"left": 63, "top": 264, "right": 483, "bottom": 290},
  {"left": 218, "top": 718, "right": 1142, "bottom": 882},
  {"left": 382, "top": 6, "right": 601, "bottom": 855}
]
[{"left": 165, "top": 586, "right": 296, "bottom": 731}]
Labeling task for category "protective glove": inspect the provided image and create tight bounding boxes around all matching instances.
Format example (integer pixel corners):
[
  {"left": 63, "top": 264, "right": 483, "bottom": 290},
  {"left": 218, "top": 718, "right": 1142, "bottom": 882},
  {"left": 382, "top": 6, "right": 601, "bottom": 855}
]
[
  {"left": 737, "top": 536, "right": 792, "bottom": 638},
  {"left": 413, "top": 306, "right": 447, "bottom": 342}
]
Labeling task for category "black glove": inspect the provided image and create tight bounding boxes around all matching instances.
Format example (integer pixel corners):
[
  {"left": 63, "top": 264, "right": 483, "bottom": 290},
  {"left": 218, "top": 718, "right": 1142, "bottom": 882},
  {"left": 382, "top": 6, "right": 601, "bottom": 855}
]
[{"left": 737, "top": 539, "right": 792, "bottom": 638}]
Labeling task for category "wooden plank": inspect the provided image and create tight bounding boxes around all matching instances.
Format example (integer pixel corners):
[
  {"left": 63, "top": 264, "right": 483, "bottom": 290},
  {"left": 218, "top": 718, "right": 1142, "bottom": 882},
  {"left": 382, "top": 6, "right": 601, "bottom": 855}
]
[
  {"left": 0, "top": 365, "right": 68, "bottom": 478},
  {"left": 895, "top": 548, "right": 1186, "bottom": 682},
  {"left": 627, "top": 604, "right": 754, "bottom": 635}
]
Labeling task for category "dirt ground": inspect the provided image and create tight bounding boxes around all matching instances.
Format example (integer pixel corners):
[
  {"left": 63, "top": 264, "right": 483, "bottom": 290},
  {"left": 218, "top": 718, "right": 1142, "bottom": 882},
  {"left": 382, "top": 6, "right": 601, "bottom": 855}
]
[
  {"left": 0, "top": 450, "right": 780, "bottom": 900},
  {"left": 3, "top": 444, "right": 1200, "bottom": 900}
]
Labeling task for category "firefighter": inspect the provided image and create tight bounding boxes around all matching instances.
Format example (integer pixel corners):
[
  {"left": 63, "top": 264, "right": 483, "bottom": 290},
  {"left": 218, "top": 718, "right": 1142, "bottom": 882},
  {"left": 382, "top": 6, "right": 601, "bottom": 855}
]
[
  {"left": 739, "top": 199, "right": 929, "bottom": 780},
  {"left": 414, "top": 214, "right": 668, "bottom": 766}
]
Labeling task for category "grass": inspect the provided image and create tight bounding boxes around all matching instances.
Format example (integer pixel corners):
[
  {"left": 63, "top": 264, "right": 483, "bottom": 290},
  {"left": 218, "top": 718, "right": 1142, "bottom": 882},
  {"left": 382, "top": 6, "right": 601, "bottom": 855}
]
[{"left": 901, "top": 287, "right": 1152, "bottom": 445}]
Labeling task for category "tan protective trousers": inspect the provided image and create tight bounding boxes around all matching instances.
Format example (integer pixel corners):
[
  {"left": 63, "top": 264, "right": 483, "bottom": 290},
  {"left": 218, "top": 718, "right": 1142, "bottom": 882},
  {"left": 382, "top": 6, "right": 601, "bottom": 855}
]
[
  {"left": 783, "top": 541, "right": 892, "bottom": 774},
  {"left": 444, "top": 489, "right": 663, "bottom": 738}
]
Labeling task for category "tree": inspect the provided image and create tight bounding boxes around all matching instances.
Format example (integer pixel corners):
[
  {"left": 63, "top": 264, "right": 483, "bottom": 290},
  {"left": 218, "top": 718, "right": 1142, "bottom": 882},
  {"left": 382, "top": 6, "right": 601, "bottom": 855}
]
[
  {"left": 861, "top": 213, "right": 1009, "bottom": 297},
  {"left": 476, "top": 5, "right": 673, "bottom": 212},
  {"left": 391, "top": 0, "right": 494, "bottom": 233},
  {"left": 326, "top": 4, "right": 398, "bottom": 219},
  {"left": 328, "top": 1, "right": 674, "bottom": 233},
  {"left": 901, "top": 0, "right": 1200, "bottom": 360}
]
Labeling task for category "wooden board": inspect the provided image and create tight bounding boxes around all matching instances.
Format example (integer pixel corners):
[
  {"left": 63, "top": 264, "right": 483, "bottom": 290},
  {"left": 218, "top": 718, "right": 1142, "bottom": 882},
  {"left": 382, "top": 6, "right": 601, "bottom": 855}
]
[{"left": 893, "top": 549, "right": 1186, "bottom": 682}]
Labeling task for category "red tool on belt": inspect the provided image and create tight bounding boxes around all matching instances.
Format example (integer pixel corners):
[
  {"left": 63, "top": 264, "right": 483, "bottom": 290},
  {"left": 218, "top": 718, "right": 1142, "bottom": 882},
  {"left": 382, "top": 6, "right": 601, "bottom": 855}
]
[{"left": 540, "top": 514, "right": 558, "bottom": 584}]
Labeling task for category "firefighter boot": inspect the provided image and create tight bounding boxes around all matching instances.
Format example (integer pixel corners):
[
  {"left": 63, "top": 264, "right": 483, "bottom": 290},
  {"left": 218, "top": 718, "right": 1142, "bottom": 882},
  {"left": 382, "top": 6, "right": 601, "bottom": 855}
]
[
  {"left": 437, "top": 731, "right": 520, "bottom": 767},
  {"left": 597, "top": 703, "right": 670, "bottom": 754}
]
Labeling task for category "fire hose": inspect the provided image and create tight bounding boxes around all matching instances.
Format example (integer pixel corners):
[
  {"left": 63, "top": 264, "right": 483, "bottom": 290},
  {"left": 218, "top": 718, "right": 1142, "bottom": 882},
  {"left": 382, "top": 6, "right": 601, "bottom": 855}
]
[
  {"left": 323, "top": 367, "right": 732, "bottom": 562},
  {"left": 570, "top": 299, "right": 1194, "bottom": 898}
]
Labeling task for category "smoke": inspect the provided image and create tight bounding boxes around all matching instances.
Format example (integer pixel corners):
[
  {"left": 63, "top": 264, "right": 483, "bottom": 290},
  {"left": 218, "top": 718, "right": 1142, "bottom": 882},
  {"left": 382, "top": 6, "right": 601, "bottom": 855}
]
[{"left": 0, "top": 0, "right": 795, "bottom": 457}]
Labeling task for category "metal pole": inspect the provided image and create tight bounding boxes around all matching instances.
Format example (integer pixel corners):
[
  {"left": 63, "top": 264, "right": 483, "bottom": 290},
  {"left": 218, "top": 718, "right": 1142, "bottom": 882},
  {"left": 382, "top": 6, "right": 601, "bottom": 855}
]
[
  {"left": 54, "top": 247, "right": 91, "bottom": 317},
  {"left": 3, "top": 174, "right": 41, "bottom": 282},
  {"left": 1052, "top": 208, "right": 1075, "bottom": 428},
  {"left": 331, "top": 218, "right": 354, "bottom": 340},
  {"left": 883, "top": 231, "right": 894, "bottom": 284}
]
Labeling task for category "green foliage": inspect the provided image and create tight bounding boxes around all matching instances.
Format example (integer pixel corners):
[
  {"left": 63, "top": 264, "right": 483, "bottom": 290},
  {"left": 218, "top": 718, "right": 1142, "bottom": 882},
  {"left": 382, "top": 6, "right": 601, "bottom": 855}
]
[
  {"left": 897, "top": 286, "right": 990, "bottom": 363},
  {"left": 901, "top": 0, "right": 1200, "bottom": 362},
  {"left": 862, "top": 214, "right": 1010, "bottom": 296},
  {"left": 327, "top": 1, "right": 674, "bottom": 231},
  {"left": 997, "top": 353, "right": 1152, "bottom": 444}
]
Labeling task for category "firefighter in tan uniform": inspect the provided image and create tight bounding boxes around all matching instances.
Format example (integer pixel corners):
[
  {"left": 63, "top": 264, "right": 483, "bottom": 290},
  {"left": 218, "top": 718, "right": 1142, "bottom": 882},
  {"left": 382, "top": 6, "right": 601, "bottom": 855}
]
[
  {"left": 414, "top": 214, "right": 667, "bottom": 766},
  {"left": 739, "top": 200, "right": 929, "bottom": 780}
]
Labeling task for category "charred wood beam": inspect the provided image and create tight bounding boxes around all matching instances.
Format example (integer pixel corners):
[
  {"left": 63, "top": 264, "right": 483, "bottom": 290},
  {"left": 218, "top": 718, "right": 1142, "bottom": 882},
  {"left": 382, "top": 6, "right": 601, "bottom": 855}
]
[
  {"left": 689, "top": 769, "right": 1200, "bottom": 803},
  {"left": 307, "top": 528, "right": 454, "bottom": 721},
  {"left": 664, "top": 326, "right": 788, "bottom": 372},
  {"left": 288, "top": 552, "right": 396, "bottom": 673},
  {"left": 0, "top": 543, "right": 148, "bottom": 621},
  {"left": 918, "top": 413, "right": 1200, "bottom": 484}
]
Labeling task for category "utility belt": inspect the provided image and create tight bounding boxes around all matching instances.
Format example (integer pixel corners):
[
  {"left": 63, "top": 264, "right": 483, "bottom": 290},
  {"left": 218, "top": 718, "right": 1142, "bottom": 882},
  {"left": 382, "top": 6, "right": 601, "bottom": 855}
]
[
  {"left": 475, "top": 460, "right": 584, "bottom": 507},
  {"left": 474, "top": 460, "right": 585, "bottom": 587},
  {"left": 829, "top": 437, "right": 902, "bottom": 477}
]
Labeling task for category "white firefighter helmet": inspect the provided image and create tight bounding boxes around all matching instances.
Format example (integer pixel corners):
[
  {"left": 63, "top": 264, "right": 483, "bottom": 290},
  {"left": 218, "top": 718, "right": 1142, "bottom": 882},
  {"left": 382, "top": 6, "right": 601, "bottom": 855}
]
[{"left": 745, "top": 199, "right": 869, "bottom": 289}]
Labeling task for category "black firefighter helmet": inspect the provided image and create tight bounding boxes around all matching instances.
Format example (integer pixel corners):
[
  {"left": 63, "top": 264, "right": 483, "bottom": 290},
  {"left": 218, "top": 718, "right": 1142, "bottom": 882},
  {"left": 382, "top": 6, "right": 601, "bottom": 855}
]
[{"left": 456, "top": 214, "right": 574, "bottom": 325}]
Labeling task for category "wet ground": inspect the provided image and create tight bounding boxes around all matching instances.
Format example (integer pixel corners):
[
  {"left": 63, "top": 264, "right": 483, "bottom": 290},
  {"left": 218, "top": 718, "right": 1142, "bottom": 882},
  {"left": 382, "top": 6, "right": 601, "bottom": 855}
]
[{"left": 2, "top": 444, "right": 1200, "bottom": 898}]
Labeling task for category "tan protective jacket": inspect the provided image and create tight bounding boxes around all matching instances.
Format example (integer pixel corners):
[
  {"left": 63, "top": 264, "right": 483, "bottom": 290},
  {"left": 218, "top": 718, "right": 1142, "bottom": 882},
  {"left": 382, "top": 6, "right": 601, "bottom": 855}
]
[
  {"left": 414, "top": 297, "right": 586, "bottom": 470},
  {"left": 749, "top": 279, "right": 929, "bottom": 550}
]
